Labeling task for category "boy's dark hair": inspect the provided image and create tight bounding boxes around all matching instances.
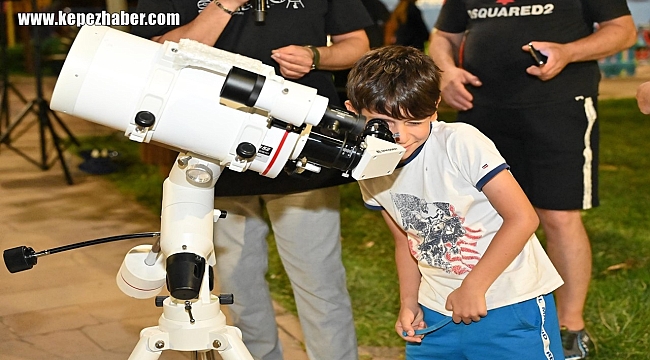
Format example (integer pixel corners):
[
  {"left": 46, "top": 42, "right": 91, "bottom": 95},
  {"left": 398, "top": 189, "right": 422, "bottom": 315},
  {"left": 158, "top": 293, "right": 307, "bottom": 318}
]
[{"left": 346, "top": 45, "right": 442, "bottom": 120}]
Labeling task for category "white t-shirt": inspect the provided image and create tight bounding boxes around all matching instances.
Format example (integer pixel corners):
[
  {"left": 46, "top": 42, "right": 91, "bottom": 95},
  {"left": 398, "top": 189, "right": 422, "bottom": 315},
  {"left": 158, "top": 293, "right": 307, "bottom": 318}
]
[{"left": 359, "top": 121, "right": 563, "bottom": 315}]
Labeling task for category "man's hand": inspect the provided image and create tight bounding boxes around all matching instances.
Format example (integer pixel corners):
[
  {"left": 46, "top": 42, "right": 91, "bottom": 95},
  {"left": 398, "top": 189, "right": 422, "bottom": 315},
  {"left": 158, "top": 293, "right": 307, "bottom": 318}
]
[
  {"left": 523, "top": 41, "right": 570, "bottom": 81},
  {"left": 445, "top": 284, "right": 487, "bottom": 324},
  {"left": 440, "top": 67, "right": 482, "bottom": 111},
  {"left": 396, "top": 303, "right": 426, "bottom": 343},
  {"left": 271, "top": 45, "right": 314, "bottom": 79}
]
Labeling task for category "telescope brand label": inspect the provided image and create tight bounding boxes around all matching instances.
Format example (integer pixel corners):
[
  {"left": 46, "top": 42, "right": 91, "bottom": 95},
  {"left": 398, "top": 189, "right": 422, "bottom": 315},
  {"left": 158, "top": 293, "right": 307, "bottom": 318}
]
[{"left": 257, "top": 145, "right": 273, "bottom": 162}]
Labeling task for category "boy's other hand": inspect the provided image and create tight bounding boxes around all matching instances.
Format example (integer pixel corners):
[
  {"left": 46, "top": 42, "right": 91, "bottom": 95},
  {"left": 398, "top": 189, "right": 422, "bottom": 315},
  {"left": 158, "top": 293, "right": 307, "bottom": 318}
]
[{"left": 445, "top": 285, "right": 487, "bottom": 324}]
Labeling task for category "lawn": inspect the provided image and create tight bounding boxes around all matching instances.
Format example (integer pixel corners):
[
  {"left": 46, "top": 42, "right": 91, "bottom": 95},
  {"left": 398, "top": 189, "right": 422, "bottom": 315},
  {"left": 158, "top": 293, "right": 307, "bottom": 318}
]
[{"left": 77, "top": 98, "right": 650, "bottom": 358}]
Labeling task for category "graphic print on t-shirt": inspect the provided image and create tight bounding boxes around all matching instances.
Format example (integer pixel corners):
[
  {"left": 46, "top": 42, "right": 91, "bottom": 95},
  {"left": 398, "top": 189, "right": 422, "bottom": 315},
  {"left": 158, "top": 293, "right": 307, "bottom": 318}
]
[
  {"left": 392, "top": 193, "right": 483, "bottom": 275},
  {"left": 198, "top": 0, "right": 306, "bottom": 13}
]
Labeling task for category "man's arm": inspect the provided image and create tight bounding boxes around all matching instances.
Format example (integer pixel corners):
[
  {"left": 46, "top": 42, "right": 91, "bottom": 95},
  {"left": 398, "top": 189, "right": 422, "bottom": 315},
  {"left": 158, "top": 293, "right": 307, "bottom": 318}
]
[
  {"left": 525, "top": 15, "right": 637, "bottom": 81},
  {"left": 151, "top": 0, "right": 248, "bottom": 45},
  {"left": 270, "top": 29, "right": 370, "bottom": 79},
  {"left": 428, "top": 29, "right": 482, "bottom": 111},
  {"left": 445, "top": 170, "right": 539, "bottom": 324},
  {"left": 321, "top": 29, "right": 370, "bottom": 70}
]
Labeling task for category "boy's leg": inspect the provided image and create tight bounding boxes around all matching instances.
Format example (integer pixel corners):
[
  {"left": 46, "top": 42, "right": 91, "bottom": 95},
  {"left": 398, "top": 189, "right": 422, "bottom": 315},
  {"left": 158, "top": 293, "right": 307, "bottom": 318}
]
[
  {"left": 406, "top": 296, "right": 562, "bottom": 360},
  {"left": 265, "top": 187, "right": 358, "bottom": 360},
  {"left": 213, "top": 195, "right": 283, "bottom": 360},
  {"left": 405, "top": 307, "right": 460, "bottom": 360}
]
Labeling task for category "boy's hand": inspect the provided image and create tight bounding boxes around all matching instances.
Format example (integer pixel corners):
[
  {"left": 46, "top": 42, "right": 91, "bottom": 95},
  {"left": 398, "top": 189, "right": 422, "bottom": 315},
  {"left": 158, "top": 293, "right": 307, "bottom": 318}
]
[
  {"left": 396, "top": 304, "right": 426, "bottom": 343},
  {"left": 445, "top": 285, "right": 487, "bottom": 324}
]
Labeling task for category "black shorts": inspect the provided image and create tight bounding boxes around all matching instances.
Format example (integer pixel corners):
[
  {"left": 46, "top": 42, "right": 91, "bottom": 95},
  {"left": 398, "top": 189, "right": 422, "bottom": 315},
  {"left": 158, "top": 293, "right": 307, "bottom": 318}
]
[{"left": 458, "top": 97, "right": 599, "bottom": 210}]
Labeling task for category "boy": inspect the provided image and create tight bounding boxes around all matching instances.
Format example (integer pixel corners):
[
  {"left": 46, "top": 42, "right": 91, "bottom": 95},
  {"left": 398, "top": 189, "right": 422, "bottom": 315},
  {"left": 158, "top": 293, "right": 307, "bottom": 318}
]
[{"left": 345, "top": 46, "right": 565, "bottom": 359}]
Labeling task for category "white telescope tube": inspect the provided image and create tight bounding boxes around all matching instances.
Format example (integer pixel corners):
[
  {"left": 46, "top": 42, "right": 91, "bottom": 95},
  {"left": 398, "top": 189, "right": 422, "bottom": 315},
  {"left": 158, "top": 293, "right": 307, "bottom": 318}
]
[{"left": 50, "top": 26, "right": 328, "bottom": 177}]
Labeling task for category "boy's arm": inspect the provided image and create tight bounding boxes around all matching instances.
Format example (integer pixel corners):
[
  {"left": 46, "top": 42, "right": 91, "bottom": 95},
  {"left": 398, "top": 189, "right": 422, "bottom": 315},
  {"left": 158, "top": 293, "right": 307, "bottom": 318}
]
[
  {"left": 381, "top": 211, "right": 426, "bottom": 342},
  {"left": 445, "top": 170, "right": 539, "bottom": 324}
]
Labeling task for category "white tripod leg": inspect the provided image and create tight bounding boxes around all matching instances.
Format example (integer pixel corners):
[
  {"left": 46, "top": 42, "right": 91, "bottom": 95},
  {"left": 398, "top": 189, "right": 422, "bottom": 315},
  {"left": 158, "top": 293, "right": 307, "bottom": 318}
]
[
  {"left": 212, "top": 325, "right": 254, "bottom": 360},
  {"left": 128, "top": 294, "right": 254, "bottom": 360},
  {"left": 129, "top": 327, "right": 165, "bottom": 360}
]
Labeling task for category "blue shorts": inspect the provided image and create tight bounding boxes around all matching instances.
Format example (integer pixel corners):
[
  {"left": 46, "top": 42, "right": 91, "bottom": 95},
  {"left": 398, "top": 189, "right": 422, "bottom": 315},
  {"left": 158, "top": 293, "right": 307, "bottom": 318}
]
[{"left": 405, "top": 294, "right": 563, "bottom": 360}]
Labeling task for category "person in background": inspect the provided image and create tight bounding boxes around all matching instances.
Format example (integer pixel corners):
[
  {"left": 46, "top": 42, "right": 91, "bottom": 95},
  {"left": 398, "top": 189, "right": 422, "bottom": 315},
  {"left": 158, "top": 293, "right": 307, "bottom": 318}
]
[
  {"left": 345, "top": 45, "right": 565, "bottom": 359},
  {"left": 131, "top": 1, "right": 372, "bottom": 359},
  {"left": 384, "top": 0, "right": 430, "bottom": 51},
  {"left": 333, "top": 0, "right": 390, "bottom": 103},
  {"left": 428, "top": 1, "right": 637, "bottom": 358},
  {"left": 362, "top": 0, "right": 392, "bottom": 49},
  {"left": 636, "top": 80, "right": 650, "bottom": 114}
]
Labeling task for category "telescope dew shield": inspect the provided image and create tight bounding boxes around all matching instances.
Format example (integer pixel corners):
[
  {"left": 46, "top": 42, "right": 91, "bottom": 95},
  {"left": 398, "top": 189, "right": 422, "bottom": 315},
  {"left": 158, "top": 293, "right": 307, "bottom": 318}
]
[
  {"left": 50, "top": 26, "right": 257, "bottom": 167},
  {"left": 50, "top": 26, "right": 163, "bottom": 132}
]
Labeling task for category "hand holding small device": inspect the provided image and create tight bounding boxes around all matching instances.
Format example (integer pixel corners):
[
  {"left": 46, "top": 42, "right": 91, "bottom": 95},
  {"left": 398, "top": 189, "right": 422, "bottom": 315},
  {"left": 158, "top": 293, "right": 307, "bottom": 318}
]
[{"left": 528, "top": 43, "right": 547, "bottom": 66}]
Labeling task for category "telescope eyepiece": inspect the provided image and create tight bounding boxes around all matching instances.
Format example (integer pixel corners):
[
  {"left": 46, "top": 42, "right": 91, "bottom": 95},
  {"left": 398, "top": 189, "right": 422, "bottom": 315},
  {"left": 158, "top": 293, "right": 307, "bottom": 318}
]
[{"left": 363, "top": 119, "right": 396, "bottom": 144}]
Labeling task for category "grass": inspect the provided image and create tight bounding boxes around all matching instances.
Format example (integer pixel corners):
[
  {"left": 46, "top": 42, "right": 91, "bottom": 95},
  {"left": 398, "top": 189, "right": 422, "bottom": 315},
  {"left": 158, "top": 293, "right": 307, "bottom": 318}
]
[{"left": 75, "top": 99, "right": 650, "bottom": 357}]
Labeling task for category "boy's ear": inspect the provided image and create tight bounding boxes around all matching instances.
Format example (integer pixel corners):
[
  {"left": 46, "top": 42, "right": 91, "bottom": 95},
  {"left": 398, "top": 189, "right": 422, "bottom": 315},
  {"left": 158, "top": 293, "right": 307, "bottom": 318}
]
[{"left": 344, "top": 100, "right": 358, "bottom": 114}]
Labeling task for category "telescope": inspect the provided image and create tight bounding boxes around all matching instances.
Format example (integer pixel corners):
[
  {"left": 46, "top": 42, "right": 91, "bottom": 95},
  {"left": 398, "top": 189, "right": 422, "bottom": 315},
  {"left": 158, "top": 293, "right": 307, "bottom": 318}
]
[{"left": 3, "top": 26, "right": 403, "bottom": 359}]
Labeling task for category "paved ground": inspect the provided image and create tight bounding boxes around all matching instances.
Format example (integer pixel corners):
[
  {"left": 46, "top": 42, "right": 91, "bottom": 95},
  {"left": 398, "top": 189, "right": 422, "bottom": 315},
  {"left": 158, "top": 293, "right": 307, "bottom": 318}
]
[{"left": 0, "top": 64, "right": 648, "bottom": 360}]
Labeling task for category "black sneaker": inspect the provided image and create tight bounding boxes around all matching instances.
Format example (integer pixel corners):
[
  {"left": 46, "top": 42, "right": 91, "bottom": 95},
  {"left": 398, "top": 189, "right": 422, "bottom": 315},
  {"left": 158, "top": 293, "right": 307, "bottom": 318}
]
[{"left": 560, "top": 327, "right": 594, "bottom": 359}]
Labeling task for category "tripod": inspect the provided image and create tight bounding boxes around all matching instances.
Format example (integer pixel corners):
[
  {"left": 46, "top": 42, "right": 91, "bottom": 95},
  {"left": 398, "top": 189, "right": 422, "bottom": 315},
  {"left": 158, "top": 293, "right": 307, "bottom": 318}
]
[
  {"left": 0, "top": 0, "right": 78, "bottom": 185},
  {"left": 121, "top": 155, "right": 253, "bottom": 359},
  {"left": 0, "top": 0, "right": 28, "bottom": 133}
]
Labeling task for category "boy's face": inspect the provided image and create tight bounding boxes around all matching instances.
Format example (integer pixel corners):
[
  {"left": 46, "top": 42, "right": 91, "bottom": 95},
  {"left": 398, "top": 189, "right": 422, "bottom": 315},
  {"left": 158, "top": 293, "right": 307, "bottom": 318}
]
[{"left": 352, "top": 106, "right": 435, "bottom": 161}]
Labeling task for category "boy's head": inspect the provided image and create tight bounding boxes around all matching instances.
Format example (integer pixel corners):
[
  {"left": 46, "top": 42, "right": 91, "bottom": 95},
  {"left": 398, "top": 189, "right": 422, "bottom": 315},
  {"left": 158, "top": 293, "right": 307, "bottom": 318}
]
[
  {"left": 346, "top": 46, "right": 442, "bottom": 160},
  {"left": 346, "top": 45, "right": 442, "bottom": 120}
]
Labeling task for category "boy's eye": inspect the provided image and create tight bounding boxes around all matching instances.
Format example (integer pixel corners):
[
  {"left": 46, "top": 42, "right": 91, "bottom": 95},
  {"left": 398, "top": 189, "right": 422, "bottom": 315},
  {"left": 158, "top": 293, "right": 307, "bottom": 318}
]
[{"left": 406, "top": 121, "right": 424, "bottom": 126}]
